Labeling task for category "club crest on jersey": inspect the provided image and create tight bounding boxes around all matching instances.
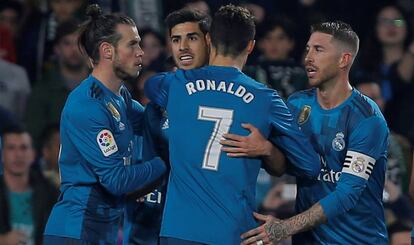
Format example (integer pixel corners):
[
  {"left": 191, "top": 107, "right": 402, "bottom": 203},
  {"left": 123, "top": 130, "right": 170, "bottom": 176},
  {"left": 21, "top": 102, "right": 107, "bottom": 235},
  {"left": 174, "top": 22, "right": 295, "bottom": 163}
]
[
  {"left": 352, "top": 157, "right": 366, "bottom": 173},
  {"left": 332, "top": 132, "right": 345, "bottom": 151},
  {"left": 97, "top": 129, "right": 118, "bottom": 156},
  {"left": 107, "top": 102, "right": 121, "bottom": 122},
  {"left": 298, "top": 105, "right": 311, "bottom": 125}
]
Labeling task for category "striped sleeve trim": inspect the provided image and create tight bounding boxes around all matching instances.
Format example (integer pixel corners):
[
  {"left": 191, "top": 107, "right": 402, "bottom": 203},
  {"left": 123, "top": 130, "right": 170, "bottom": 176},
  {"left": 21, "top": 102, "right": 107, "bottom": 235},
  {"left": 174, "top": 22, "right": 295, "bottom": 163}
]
[{"left": 342, "top": 150, "right": 376, "bottom": 180}]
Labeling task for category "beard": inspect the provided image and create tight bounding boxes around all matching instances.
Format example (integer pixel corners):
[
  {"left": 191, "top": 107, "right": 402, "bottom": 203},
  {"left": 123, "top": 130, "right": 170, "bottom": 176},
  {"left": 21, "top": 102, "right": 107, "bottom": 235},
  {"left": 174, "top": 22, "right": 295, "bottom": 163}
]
[{"left": 113, "top": 55, "right": 140, "bottom": 81}]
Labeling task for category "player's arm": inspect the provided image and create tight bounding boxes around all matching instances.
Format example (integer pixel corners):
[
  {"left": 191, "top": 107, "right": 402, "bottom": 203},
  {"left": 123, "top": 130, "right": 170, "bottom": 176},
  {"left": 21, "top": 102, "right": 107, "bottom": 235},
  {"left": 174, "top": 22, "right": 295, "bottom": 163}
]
[
  {"left": 242, "top": 117, "right": 389, "bottom": 243},
  {"left": 220, "top": 123, "right": 286, "bottom": 176},
  {"left": 221, "top": 91, "right": 320, "bottom": 178},
  {"left": 240, "top": 203, "right": 326, "bottom": 244},
  {"left": 67, "top": 102, "right": 166, "bottom": 195},
  {"left": 144, "top": 72, "right": 172, "bottom": 108}
]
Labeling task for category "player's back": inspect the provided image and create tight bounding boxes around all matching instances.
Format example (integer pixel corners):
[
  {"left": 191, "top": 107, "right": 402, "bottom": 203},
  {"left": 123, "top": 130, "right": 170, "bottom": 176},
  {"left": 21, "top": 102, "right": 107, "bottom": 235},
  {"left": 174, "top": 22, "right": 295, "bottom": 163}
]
[{"left": 160, "top": 66, "right": 277, "bottom": 244}]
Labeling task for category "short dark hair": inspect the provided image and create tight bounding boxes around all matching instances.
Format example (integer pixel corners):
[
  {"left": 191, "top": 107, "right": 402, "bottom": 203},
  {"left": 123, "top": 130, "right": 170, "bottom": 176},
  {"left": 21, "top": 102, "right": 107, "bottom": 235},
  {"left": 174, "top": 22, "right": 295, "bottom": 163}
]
[
  {"left": 210, "top": 4, "right": 255, "bottom": 57},
  {"left": 55, "top": 19, "right": 81, "bottom": 45},
  {"left": 165, "top": 8, "right": 210, "bottom": 36},
  {"left": 78, "top": 4, "right": 136, "bottom": 64},
  {"left": 1, "top": 124, "right": 30, "bottom": 145},
  {"left": 311, "top": 20, "right": 359, "bottom": 56},
  {"left": 257, "top": 16, "right": 296, "bottom": 41}
]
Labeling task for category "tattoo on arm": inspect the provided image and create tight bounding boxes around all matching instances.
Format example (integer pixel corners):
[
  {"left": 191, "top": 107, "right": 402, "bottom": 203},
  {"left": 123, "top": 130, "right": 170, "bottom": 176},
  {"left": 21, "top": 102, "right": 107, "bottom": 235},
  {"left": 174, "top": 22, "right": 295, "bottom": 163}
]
[{"left": 265, "top": 202, "right": 327, "bottom": 241}]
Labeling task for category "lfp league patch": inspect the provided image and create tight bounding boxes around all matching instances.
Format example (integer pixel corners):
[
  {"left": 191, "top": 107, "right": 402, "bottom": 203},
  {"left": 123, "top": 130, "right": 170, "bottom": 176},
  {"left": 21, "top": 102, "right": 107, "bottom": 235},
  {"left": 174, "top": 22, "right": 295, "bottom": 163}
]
[{"left": 97, "top": 129, "right": 118, "bottom": 156}]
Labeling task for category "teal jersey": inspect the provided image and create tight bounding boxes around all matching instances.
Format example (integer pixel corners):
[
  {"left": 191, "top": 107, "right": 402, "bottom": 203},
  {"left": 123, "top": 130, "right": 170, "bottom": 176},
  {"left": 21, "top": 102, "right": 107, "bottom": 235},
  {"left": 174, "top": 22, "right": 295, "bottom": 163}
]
[
  {"left": 288, "top": 88, "right": 389, "bottom": 244},
  {"left": 145, "top": 66, "right": 320, "bottom": 244},
  {"left": 44, "top": 75, "right": 166, "bottom": 244}
]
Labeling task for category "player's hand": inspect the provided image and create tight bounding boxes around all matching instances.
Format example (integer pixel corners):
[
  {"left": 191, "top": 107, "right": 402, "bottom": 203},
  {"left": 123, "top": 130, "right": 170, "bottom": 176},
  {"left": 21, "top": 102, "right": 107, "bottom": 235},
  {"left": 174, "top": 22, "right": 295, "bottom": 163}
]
[
  {"left": 241, "top": 212, "right": 285, "bottom": 245},
  {"left": 220, "top": 123, "right": 272, "bottom": 157},
  {"left": 0, "top": 230, "right": 28, "bottom": 245}
]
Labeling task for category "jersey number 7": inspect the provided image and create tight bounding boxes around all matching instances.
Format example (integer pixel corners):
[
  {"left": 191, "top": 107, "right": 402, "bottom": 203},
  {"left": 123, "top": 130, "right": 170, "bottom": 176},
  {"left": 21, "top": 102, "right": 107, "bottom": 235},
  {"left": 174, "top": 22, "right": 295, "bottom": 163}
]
[{"left": 198, "top": 106, "right": 234, "bottom": 171}]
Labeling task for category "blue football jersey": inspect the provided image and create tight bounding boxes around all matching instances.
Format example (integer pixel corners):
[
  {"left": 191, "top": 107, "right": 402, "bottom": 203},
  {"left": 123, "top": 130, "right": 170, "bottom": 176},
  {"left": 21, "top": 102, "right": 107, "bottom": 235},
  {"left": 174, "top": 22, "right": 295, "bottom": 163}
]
[
  {"left": 288, "top": 88, "right": 389, "bottom": 245},
  {"left": 123, "top": 102, "right": 169, "bottom": 245},
  {"left": 44, "top": 75, "right": 166, "bottom": 243},
  {"left": 145, "top": 66, "right": 320, "bottom": 244}
]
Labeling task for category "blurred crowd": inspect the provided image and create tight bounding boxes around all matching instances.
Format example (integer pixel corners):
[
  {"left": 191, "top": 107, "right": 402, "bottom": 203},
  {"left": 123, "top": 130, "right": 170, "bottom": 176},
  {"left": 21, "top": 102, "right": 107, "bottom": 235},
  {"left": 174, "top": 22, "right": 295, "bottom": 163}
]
[{"left": 1, "top": 0, "right": 414, "bottom": 244}]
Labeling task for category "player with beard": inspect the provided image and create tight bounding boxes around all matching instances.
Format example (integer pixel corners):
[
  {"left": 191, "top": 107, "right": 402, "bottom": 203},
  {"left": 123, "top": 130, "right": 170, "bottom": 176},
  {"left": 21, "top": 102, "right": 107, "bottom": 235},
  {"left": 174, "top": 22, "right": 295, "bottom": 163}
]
[{"left": 43, "top": 4, "right": 166, "bottom": 245}]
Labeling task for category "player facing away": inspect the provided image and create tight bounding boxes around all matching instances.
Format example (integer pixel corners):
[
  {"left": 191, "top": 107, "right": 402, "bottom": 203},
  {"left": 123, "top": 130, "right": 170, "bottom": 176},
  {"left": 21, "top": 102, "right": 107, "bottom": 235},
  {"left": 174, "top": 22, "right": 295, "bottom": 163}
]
[
  {"left": 145, "top": 5, "right": 320, "bottom": 245},
  {"left": 240, "top": 21, "right": 389, "bottom": 245},
  {"left": 122, "top": 9, "right": 211, "bottom": 245},
  {"left": 43, "top": 5, "right": 166, "bottom": 245}
]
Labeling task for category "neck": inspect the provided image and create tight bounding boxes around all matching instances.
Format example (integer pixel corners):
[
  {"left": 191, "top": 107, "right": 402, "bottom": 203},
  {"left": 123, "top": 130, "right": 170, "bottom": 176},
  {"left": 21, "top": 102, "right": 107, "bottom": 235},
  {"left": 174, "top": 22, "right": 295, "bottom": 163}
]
[
  {"left": 317, "top": 73, "right": 353, "bottom": 110},
  {"left": 209, "top": 50, "right": 246, "bottom": 70},
  {"left": 383, "top": 44, "right": 404, "bottom": 65},
  {"left": 4, "top": 172, "right": 30, "bottom": 192},
  {"left": 91, "top": 64, "right": 122, "bottom": 95}
]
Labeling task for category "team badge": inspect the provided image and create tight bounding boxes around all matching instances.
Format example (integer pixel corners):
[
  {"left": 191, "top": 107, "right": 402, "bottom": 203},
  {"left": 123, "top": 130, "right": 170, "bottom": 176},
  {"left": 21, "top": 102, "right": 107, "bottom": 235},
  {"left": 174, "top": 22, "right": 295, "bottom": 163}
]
[
  {"left": 351, "top": 157, "right": 366, "bottom": 173},
  {"left": 107, "top": 102, "right": 121, "bottom": 122},
  {"left": 332, "top": 132, "right": 346, "bottom": 151},
  {"left": 298, "top": 105, "right": 311, "bottom": 125},
  {"left": 97, "top": 129, "right": 118, "bottom": 156}
]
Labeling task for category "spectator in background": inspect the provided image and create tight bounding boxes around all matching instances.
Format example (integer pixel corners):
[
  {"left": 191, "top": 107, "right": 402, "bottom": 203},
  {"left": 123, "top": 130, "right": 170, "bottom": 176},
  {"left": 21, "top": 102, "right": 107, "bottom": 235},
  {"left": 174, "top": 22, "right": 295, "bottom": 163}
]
[
  {"left": 0, "top": 53, "right": 31, "bottom": 120},
  {"left": 0, "top": 0, "right": 24, "bottom": 63},
  {"left": 387, "top": 221, "right": 412, "bottom": 245},
  {"left": 245, "top": 16, "right": 308, "bottom": 99},
  {"left": 17, "top": 0, "right": 86, "bottom": 83},
  {"left": 140, "top": 28, "right": 166, "bottom": 69},
  {"left": 0, "top": 126, "right": 58, "bottom": 245},
  {"left": 39, "top": 124, "right": 60, "bottom": 188},
  {"left": 184, "top": 0, "right": 210, "bottom": 16},
  {"left": 25, "top": 19, "right": 89, "bottom": 147}
]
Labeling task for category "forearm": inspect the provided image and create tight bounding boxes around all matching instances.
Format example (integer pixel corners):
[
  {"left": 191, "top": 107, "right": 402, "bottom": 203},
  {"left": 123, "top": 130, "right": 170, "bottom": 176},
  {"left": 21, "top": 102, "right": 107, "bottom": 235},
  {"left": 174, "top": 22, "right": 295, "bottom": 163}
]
[
  {"left": 266, "top": 202, "right": 327, "bottom": 239},
  {"left": 262, "top": 142, "right": 286, "bottom": 176}
]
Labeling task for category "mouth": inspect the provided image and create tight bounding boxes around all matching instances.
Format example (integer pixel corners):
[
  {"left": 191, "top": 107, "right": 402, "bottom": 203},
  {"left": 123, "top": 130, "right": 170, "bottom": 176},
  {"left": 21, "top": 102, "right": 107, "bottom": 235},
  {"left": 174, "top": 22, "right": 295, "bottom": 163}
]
[
  {"left": 134, "top": 63, "right": 143, "bottom": 71},
  {"left": 306, "top": 66, "right": 317, "bottom": 78},
  {"left": 178, "top": 54, "right": 194, "bottom": 65}
]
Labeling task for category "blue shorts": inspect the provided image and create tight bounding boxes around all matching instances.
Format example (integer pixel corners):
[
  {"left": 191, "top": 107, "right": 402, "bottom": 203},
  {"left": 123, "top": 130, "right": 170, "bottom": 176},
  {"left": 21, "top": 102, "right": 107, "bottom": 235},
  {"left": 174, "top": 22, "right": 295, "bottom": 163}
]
[{"left": 159, "top": 237, "right": 206, "bottom": 245}]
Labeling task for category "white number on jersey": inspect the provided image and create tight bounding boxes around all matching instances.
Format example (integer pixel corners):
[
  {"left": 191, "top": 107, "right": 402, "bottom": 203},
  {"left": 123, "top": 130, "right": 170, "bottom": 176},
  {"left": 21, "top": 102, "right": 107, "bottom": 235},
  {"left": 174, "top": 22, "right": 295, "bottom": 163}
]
[{"left": 198, "top": 106, "right": 234, "bottom": 171}]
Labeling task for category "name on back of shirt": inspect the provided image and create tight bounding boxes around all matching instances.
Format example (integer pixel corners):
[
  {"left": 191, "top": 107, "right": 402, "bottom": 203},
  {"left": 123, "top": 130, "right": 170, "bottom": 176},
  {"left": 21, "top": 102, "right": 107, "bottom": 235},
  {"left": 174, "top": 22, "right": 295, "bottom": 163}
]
[{"left": 185, "top": 79, "right": 255, "bottom": 104}]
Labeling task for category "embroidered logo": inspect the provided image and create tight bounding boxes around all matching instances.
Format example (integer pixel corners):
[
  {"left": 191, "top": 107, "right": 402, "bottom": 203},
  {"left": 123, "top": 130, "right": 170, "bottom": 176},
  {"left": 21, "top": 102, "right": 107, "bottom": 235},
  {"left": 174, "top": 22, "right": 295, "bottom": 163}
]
[
  {"left": 97, "top": 129, "right": 118, "bottom": 156},
  {"left": 332, "top": 132, "right": 345, "bottom": 151},
  {"left": 107, "top": 102, "right": 121, "bottom": 122},
  {"left": 298, "top": 105, "right": 311, "bottom": 125}
]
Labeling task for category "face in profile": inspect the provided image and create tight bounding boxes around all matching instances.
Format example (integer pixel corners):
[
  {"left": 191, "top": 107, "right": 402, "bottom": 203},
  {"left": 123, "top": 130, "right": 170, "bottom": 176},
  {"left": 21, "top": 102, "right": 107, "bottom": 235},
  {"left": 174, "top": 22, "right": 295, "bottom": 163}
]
[
  {"left": 112, "top": 24, "right": 144, "bottom": 81},
  {"left": 304, "top": 32, "right": 342, "bottom": 88},
  {"left": 170, "top": 21, "right": 208, "bottom": 70}
]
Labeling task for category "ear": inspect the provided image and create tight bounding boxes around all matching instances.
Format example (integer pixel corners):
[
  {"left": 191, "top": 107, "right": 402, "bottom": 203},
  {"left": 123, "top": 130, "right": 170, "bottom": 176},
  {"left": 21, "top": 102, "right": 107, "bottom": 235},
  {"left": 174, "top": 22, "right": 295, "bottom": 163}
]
[
  {"left": 246, "top": 40, "right": 256, "bottom": 54},
  {"left": 100, "top": 42, "right": 114, "bottom": 60},
  {"left": 205, "top": 33, "right": 212, "bottom": 47},
  {"left": 339, "top": 52, "right": 352, "bottom": 69}
]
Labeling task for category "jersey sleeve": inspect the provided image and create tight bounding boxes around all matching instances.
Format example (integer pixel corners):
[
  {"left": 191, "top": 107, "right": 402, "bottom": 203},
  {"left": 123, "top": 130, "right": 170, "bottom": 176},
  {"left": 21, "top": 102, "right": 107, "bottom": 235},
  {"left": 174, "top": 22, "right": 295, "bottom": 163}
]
[
  {"left": 267, "top": 91, "right": 320, "bottom": 179},
  {"left": 319, "top": 116, "right": 389, "bottom": 220},
  {"left": 66, "top": 101, "right": 166, "bottom": 195},
  {"left": 144, "top": 72, "right": 171, "bottom": 108}
]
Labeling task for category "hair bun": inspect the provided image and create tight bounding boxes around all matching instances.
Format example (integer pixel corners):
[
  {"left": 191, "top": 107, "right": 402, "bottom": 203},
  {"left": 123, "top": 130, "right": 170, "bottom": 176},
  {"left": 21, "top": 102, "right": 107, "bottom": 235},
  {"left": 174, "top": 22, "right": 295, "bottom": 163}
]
[{"left": 86, "top": 4, "right": 102, "bottom": 20}]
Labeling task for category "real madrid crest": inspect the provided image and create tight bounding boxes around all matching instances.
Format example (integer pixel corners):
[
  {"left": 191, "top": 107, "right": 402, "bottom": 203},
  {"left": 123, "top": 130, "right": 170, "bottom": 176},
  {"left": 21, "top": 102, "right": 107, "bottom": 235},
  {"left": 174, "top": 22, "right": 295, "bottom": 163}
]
[
  {"left": 332, "top": 132, "right": 346, "bottom": 151},
  {"left": 351, "top": 157, "right": 365, "bottom": 173},
  {"left": 107, "top": 102, "right": 121, "bottom": 122},
  {"left": 298, "top": 105, "right": 311, "bottom": 125}
]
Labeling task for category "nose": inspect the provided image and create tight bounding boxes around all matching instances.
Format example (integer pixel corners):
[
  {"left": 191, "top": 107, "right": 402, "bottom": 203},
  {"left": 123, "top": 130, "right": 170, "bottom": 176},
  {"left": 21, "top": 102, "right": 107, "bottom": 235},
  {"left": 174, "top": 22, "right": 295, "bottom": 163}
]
[
  {"left": 179, "top": 39, "right": 189, "bottom": 51},
  {"left": 136, "top": 46, "right": 144, "bottom": 57},
  {"left": 304, "top": 50, "right": 313, "bottom": 64}
]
